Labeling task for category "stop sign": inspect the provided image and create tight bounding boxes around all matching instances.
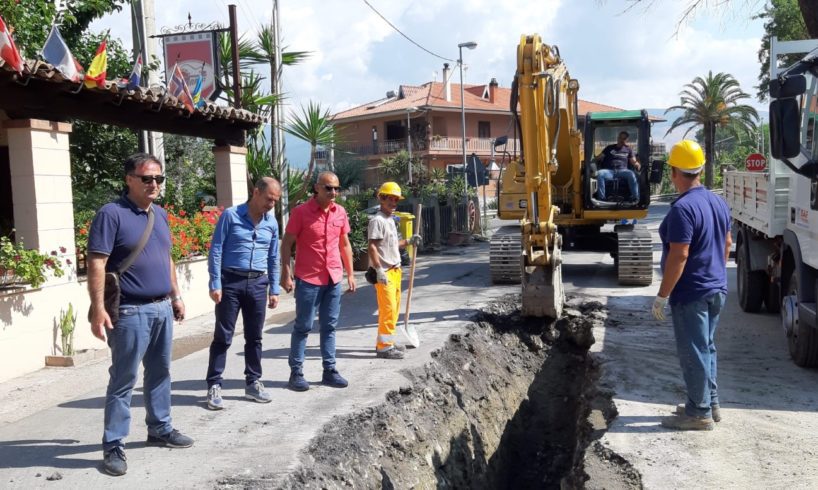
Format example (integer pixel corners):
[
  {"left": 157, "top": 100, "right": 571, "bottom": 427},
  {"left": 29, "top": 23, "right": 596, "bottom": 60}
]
[{"left": 745, "top": 152, "right": 767, "bottom": 172}]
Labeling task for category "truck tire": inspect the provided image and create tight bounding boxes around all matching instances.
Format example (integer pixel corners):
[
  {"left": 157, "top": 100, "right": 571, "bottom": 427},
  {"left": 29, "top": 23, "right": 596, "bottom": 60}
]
[
  {"left": 765, "top": 280, "right": 781, "bottom": 313},
  {"left": 737, "top": 238, "right": 765, "bottom": 313},
  {"left": 784, "top": 274, "right": 818, "bottom": 367}
]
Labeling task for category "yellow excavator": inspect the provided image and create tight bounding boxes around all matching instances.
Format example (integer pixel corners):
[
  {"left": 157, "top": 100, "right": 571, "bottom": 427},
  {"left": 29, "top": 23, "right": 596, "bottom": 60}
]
[{"left": 489, "top": 34, "right": 664, "bottom": 317}]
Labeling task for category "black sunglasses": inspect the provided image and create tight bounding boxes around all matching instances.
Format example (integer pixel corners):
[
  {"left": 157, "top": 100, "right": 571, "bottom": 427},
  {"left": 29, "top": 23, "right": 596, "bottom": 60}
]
[
  {"left": 323, "top": 185, "right": 340, "bottom": 192},
  {"left": 132, "top": 174, "right": 166, "bottom": 184}
]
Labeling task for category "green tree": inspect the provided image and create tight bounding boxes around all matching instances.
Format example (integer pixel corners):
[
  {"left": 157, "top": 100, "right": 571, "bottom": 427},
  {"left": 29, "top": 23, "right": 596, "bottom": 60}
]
[
  {"left": 333, "top": 154, "right": 367, "bottom": 191},
  {"left": 70, "top": 121, "right": 139, "bottom": 213},
  {"left": 665, "top": 71, "right": 759, "bottom": 188},
  {"left": 162, "top": 135, "right": 217, "bottom": 213},
  {"left": 0, "top": 0, "right": 126, "bottom": 58},
  {"left": 755, "top": 0, "right": 808, "bottom": 100},
  {"left": 284, "top": 101, "right": 339, "bottom": 190},
  {"left": 378, "top": 150, "right": 427, "bottom": 192}
]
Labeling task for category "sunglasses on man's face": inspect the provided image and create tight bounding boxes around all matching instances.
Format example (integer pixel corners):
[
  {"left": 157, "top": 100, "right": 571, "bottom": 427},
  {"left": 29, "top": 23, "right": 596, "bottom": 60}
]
[
  {"left": 323, "top": 185, "right": 340, "bottom": 192},
  {"left": 131, "top": 174, "right": 166, "bottom": 184}
]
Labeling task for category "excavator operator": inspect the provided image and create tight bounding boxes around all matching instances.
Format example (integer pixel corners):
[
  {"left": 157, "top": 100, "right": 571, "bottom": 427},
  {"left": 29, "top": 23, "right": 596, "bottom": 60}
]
[{"left": 595, "top": 130, "right": 641, "bottom": 201}]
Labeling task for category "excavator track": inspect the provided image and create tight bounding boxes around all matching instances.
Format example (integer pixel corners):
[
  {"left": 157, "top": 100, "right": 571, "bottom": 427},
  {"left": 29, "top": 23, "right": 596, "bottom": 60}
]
[
  {"left": 490, "top": 226, "right": 522, "bottom": 284},
  {"left": 616, "top": 227, "right": 653, "bottom": 286}
]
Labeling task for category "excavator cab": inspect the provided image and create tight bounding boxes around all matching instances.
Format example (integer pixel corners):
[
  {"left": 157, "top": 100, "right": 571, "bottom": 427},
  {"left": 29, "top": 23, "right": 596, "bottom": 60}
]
[{"left": 583, "top": 110, "right": 653, "bottom": 210}]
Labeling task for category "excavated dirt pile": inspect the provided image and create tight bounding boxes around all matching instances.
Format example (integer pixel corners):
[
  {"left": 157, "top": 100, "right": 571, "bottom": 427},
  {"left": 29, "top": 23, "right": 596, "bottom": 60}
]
[{"left": 267, "top": 296, "right": 641, "bottom": 489}]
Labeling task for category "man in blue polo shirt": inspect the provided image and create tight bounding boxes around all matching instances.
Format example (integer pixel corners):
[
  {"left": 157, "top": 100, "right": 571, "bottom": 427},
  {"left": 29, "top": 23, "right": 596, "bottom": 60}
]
[
  {"left": 87, "top": 153, "right": 193, "bottom": 477},
  {"left": 205, "top": 177, "right": 282, "bottom": 410},
  {"left": 595, "top": 130, "right": 641, "bottom": 201},
  {"left": 652, "top": 140, "right": 732, "bottom": 431}
]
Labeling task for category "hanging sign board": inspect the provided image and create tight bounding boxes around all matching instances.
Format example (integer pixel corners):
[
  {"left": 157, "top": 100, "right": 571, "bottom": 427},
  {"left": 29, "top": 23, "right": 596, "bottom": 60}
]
[{"left": 162, "top": 32, "right": 221, "bottom": 101}]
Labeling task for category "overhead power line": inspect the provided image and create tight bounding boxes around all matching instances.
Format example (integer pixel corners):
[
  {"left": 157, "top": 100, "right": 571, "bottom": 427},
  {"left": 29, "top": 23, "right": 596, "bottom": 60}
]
[{"left": 361, "top": 0, "right": 455, "bottom": 62}]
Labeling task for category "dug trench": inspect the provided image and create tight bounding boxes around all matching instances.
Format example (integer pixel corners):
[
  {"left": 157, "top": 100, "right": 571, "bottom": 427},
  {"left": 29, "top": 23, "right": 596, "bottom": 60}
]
[{"left": 224, "top": 295, "right": 641, "bottom": 489}]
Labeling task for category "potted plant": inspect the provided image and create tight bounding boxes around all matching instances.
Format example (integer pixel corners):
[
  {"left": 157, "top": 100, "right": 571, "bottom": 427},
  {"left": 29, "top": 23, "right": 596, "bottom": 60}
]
[
  {"left": 46, "top": 302, "right": 108, "bottom": 367},
  {"left": 0, "top": 235, "right": 65, "bottom": 289}
]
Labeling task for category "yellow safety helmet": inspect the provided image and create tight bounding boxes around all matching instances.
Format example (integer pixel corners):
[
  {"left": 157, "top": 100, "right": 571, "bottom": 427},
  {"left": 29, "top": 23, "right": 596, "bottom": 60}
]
[
  {"left": 378, "top": 181, "right": 404, "bottom": 200},
  {"left": 668, "top": 139, "right": 705, "bottom": 174}
]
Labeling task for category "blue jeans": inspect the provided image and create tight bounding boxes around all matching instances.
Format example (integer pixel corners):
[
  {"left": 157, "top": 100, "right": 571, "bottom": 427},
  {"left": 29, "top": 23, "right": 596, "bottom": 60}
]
[
  {"left": 206, "top": 272, "right": 269, "bottom": 387},
  {"left": 288, "top": 278, "right": 341, "bottom": 373},
  {"left": 103, "top": 299, "right": 174, "bottom": 450},
  {"left": 670, "top": 292, "right": 726, "bottom": 418},
  {"left": 597, "top": 168, "right": 639, "bottom": 201}
]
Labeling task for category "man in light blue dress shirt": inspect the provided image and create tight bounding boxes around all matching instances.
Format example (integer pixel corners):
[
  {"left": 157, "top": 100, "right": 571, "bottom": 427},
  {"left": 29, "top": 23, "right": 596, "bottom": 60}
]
[{"left": 205, "top": 177, "right": 282, "bottom": 410}]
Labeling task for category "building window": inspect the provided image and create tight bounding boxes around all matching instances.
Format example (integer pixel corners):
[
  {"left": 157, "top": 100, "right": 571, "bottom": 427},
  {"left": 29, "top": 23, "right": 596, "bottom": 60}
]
[{"left": 478, "top": 121, "right": 490, "bottom": 139}]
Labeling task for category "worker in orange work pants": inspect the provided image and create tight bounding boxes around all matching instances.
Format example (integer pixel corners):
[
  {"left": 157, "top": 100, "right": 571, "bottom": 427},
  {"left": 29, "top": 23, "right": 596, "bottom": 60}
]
[{"left": 367, "top": 182, "right": 421, "bottom": 359}]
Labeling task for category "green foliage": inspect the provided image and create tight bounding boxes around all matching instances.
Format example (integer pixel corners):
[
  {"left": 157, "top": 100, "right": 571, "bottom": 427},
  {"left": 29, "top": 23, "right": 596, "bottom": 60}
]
[
  {"left": 378, "top": 151, "right": 427, "bottom": 192},
  {"left": 59, "top": 303, "right": 77, "bottom": 356},
  {"left": 70, "top": 121, "right": 138, "bottom": 213},
  {"left": 755, "top": 0, "right": 809, "bottom": 101},
  {"left": 0, "top": 0, "right": 125, "bottom": 59},
  {"left": 0, "top": 236, "right": 65, "bottom": 288},
  {"left": 334, "top": 195, "right": 369, "bottom": 255},
  {"left": 334, "top": 155, "right": 367, "bottom": 190},
  {"left": 162, "top": 134, "right": 217, "bottom": 214},
  {"left": 665, "top": 71, "right": 759, "bottom": 189},
  {"left": 284, "top": 101, "right": 339, "bottom": 188},
  {"left": 73, "top": 209, "right": 96, "bottom": 256}
]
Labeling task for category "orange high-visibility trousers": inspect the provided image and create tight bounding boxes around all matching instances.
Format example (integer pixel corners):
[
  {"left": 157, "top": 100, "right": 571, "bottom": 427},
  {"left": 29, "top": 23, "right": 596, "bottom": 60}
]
[{"left": 375, "top": 267, "right": 402, "bottom": 352}]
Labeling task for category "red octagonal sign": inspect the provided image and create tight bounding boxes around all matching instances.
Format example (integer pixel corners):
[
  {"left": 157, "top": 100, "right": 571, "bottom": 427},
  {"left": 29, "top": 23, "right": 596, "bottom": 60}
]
[{"left": 745, "top": 152, "right": 767, "bottom": 172}]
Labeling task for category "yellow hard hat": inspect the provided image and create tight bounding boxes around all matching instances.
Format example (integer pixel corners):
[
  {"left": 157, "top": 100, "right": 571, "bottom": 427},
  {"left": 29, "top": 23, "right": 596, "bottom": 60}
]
[
  {"left": 668, "top": 139, "right": 705, "bottom": 173},
  {"left": 378, "top": 181, "right": 404, "bottom": 199}
]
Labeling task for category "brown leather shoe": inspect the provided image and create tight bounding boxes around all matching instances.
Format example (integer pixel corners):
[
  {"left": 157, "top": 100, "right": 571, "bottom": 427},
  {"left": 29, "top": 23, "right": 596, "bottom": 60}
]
[
  {"left": 675, "top": 403, "right": 721, "bottom": 422},
  {"left": 661, "top": 413, "right": 715, "bottom": 431}
]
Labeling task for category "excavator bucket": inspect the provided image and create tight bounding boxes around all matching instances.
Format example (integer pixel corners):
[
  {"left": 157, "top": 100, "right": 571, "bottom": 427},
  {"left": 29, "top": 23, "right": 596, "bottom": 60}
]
[{"left": 521, "top": 238, "right": 564, "bottom": 318}]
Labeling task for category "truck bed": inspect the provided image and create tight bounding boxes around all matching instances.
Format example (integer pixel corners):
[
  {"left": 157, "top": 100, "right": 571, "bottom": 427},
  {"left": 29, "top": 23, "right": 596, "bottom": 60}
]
[{"left": 723, "top": 170, "right": 790, "bottom": 238}]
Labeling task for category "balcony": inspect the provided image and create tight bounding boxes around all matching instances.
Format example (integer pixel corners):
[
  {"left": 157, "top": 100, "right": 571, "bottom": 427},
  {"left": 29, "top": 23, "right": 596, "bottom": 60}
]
[{"left": 328, "top": 137, "right": 522, "bottom": 158}]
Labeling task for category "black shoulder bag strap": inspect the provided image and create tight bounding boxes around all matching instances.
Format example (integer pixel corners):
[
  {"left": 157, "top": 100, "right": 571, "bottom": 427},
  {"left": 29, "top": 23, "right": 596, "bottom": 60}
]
[{"left": 117, "top": 205, "right": 155, "bottom": 275}]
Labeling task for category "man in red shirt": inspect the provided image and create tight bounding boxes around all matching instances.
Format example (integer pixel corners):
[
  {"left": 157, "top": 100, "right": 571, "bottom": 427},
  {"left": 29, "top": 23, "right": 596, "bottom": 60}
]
[{"left": 281, "top": 171, "right": 356, "bottom": 391}]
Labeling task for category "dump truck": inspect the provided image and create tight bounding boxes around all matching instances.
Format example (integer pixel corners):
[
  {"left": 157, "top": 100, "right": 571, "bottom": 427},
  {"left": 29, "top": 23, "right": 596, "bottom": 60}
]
[{"left": 723, "top": 37, "right": 818, "bottom": 366}]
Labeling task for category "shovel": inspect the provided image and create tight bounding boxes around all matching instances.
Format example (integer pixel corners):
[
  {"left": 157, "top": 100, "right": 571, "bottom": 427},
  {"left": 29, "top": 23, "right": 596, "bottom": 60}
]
[{"left": 400, "top": 203, "right": 422, "bottom": 348}]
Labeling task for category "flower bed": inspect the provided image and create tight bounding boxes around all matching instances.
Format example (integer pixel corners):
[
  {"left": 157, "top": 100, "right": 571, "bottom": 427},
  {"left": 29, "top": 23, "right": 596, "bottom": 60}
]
[
  {"left": 0, "top": 236, "right": 66, "bottom": 289},
  {"left": 166, "top": 206, "right": 223, "bottom": 262}
]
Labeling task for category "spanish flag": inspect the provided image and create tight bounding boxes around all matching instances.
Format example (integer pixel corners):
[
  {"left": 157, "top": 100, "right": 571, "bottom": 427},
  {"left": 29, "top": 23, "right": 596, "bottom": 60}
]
[{"left": 84, "top": 37, "right": 107, "bottom": 88}]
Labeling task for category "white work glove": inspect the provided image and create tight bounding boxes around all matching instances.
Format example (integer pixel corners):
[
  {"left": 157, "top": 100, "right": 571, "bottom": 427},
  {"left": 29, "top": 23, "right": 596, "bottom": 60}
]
[
  {"left": 376, "top": 267, "right": 388, "bottom": 285},
  {"left": 652, "top": 295, "right": 668, "bottom": 321},
  {"left": 409, "top": 234, "right": 423, "bottom": 247}
]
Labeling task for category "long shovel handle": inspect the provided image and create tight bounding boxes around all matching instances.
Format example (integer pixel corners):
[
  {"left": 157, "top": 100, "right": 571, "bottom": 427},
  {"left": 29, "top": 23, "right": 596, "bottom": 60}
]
[{"left": 404, "top": 203, "right": 422, "bottom": 331}]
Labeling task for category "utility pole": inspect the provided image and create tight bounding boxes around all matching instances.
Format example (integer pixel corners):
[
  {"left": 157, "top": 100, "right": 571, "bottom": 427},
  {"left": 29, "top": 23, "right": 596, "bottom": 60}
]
[
  {"left": 131, "top": 0, "right": 164, "bottom": 163},
  {"left": 228, "top": 5, "right": 241, "bottom": 109},
  {"left": 272, "top": 0, "right": 288, "bottom": 228}
]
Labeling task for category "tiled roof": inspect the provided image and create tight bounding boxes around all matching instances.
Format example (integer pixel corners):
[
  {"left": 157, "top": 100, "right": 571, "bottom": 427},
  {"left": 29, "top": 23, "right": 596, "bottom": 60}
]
[
  {"left": 333, "top": 81, "right": 624, "bottom": 121},
  {"left": 0, "top": 59, "right": 265, "bottom": 125}
]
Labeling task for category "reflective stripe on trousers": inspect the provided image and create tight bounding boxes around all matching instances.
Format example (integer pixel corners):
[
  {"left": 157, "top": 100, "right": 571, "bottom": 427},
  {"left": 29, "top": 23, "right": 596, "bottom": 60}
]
[{"left": 375, "top": 267, "right": 402, "bottom": 352}]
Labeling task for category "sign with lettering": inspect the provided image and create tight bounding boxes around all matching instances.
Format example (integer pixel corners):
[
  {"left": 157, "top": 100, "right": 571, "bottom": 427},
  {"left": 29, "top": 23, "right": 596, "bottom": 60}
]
[{"left": 745, "top": 153, "right": 767, "bottom": 172}]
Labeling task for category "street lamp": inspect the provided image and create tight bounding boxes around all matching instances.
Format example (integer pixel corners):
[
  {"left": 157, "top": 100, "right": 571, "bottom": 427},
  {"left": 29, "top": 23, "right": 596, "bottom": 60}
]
[
  {"left": 406, "top": 106, "right": 418, "bottom": 184},
  {"left": 458, "top": 41, "right": 477, "bottom": 230}
]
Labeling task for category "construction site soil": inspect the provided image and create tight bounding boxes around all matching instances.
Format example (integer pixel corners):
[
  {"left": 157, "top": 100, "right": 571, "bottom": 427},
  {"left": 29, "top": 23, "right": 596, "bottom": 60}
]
[{"left": 220, "top": 296, "right": 641, "bottom": 489}]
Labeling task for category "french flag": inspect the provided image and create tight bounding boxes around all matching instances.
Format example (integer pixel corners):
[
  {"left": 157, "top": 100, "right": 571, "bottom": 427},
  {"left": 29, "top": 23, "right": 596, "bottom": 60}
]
[{"left": 42, "top": 26, "right": 83, "bottom": 82}]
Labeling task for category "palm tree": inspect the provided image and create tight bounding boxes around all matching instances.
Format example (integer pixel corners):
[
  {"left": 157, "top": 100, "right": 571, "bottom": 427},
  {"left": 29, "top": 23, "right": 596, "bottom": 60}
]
[
  {"left": 665, "top": 71, "right": 759, "bottom": 188},
  {"left": 284, "top": 101, "right": 339, "bottom": 190}
]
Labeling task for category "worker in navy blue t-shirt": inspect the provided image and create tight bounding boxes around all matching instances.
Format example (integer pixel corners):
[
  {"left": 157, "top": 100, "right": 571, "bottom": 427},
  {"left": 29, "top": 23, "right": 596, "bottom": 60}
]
[
  {"left": 595, "top": 130, "right": 641, "bottom": 201},
  {"left": 652, "top": 140, "right": 732, "bottom": 432},
  {"left": 204, "top": 177, "right": 282, "bottom": 410},
  {"left": 87, "top": 153, "right": 193, "bottom": 477}
]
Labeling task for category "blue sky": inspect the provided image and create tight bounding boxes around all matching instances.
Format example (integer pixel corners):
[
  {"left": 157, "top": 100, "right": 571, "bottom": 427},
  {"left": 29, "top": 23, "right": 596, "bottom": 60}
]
[{"left": 93, "top": 0, "right": 770, "bottom": 167}]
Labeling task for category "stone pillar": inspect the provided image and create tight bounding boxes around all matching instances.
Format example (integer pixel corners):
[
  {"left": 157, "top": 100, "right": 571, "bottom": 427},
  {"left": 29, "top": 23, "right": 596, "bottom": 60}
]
[
  {"left": 213, "top": 145, "right": 249, "bottom": 207},
  {"left": 4, "top": 119, "right": 75, "bottom": 280}
]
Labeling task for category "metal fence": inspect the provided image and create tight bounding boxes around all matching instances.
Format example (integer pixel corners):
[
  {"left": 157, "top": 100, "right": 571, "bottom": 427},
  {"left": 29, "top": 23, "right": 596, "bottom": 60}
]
[{"left": 396, "top": 199, "right": 471, "bottom": 250}]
